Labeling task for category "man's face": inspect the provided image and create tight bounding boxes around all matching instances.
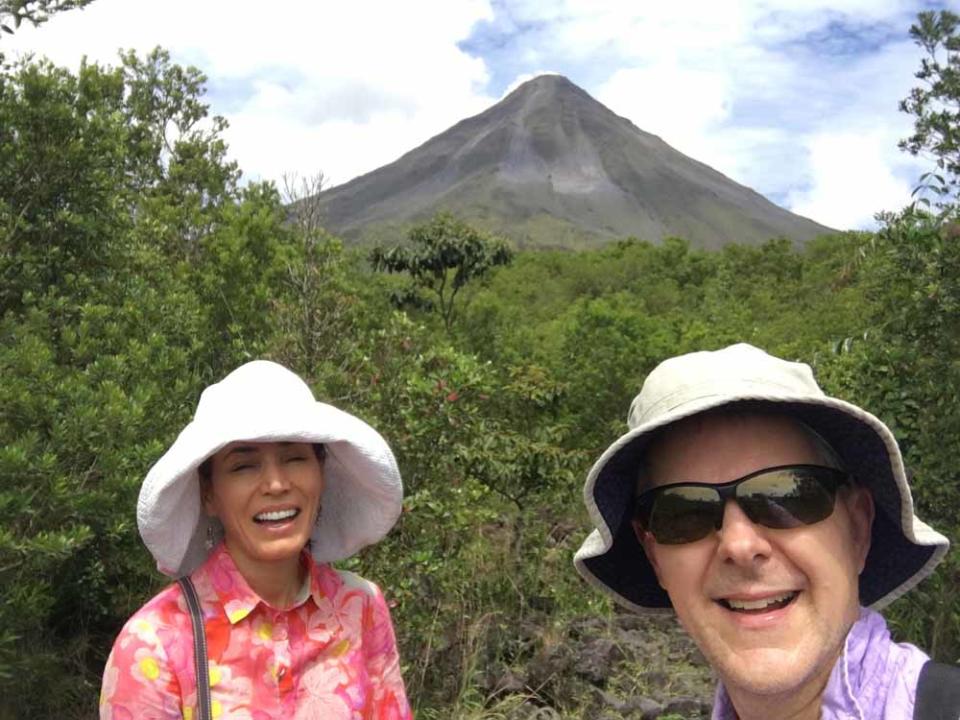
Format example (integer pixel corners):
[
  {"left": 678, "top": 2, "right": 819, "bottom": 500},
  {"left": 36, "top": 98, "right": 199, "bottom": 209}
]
[{"left": 635, "top": 413, "right": 874, "bottom": 704}]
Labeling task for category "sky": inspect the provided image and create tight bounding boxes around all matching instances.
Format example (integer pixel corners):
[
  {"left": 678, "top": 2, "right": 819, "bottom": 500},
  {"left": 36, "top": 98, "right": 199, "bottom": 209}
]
[{"left": 4, "top": 0, "right": 959, "bottom": 230}]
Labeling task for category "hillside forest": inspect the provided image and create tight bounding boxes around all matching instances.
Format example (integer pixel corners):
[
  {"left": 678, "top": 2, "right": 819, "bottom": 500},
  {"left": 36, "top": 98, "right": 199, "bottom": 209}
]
[{"left": 3, "top": 8, "right": 960, "bottom": 720}]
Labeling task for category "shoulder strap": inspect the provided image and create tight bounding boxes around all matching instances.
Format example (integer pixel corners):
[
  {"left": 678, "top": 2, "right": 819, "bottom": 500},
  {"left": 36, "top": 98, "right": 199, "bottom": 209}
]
[
  {"left": 178, "top": 576, "right": 212, "bottom": 720},
  {"left": 914, "top": 660, "right": 960, "bottom": 720}
]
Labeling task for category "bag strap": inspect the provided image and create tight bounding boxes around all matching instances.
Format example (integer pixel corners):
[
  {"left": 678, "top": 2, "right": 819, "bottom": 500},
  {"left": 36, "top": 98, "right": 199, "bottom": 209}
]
[
  {"left": 914, "top": 660, "right": 960, "bottom": 720},
  {"left": 178, "top": 576, "right": 212, "bottom": 720}
]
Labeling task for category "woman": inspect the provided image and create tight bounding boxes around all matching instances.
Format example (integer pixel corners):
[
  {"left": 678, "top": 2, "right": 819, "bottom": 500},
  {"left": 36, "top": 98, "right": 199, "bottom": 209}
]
[{"left": 100, "top": 360, "right": 412, "bottom": 719}]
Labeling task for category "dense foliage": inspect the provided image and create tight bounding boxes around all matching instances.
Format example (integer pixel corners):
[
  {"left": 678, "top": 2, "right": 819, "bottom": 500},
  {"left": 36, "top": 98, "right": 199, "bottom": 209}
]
[
  {"left": 2, "top": 30, "right": 960, "bottom": 720},
  {"left": 900, "top": 9, "right": 960, "bottom": 203}
]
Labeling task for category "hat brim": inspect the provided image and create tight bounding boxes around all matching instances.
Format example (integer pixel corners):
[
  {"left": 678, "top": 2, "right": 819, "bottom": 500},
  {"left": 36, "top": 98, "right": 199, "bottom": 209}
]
[
  {"left": 574, "top": 394, "right": 950, "bottom": 612},
  {"left": 138, "top": 402, "right": 402, "bottom": 577}
]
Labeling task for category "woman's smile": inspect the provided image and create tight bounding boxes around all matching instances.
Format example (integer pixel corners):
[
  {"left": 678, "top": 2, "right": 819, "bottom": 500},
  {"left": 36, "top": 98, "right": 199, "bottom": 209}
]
[{"left": 204, "top": 441, "right": 324, "bottom": 573}]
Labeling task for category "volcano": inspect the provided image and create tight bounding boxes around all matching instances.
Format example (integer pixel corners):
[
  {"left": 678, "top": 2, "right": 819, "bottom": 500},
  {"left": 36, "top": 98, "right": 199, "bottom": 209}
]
[{"left": 315, "top": 75, "right": 831, "bottom": 249}]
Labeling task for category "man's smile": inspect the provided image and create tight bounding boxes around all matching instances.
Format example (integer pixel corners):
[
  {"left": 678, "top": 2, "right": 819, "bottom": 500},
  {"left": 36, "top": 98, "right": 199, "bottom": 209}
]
[{"left": 716, "top": 591, "right": 799, "bottom": 613}]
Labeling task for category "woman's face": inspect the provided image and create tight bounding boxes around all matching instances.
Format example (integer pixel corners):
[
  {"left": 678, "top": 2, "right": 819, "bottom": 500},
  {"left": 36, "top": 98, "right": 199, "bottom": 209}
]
[{"left": 203, "top": 441, "right": 324, "bottom": 572}]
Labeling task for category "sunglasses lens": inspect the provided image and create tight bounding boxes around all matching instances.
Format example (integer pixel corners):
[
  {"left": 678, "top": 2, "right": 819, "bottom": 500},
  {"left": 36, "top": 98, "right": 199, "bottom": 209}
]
[
  {"left": 737, "top": 468, "right": 837, "bottom": 528},
  {"left": 640, "top": 467, "right": 845, "bottom": 544},
  {"left": 648, "top": 486, "right": 721, "bottom": 544}
]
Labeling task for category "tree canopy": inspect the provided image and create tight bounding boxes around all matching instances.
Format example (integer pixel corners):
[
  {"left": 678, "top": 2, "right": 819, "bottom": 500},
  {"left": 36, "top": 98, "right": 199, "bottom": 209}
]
[
  {"left": 900, "top": 9, "right": 960, "bottom": 204},
  {"left": 369, "top": 212, "right": 514, "bottom": 331}
]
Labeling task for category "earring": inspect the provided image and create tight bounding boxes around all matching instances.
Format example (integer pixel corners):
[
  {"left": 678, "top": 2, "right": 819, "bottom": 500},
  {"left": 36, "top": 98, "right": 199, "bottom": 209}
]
[{"left": 205, "top": 521, "right": 218, "bottom": 550}]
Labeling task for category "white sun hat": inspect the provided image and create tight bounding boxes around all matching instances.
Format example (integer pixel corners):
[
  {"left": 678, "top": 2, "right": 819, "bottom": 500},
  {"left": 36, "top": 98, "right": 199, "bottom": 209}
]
[
  {"left": 137, "top": 360, "right": 403, "bottom": 577},
  {"left": 574, "top": 343, "right": 950, "bottom": 613}
]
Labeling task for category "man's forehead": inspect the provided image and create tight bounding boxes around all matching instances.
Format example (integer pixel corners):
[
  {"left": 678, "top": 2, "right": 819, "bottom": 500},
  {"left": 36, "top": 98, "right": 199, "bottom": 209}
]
[{"left": 641, "top": 411, "right": 824, "bottom": 487}]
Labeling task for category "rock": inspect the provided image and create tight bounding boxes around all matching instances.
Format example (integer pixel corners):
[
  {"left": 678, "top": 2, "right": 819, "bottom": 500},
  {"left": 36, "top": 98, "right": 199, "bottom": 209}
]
[
  {"left": 630, "top": 696, "right": 664, "bottom": 720},
  {"left": 596, "top": 689, "right": 627, "bottom": 712},
  {"left": 664, "top": 695, "right": 705, "bottom": 716},
  {"left": 567, "top": 616, "right": 609, "bottom": 640},
  {"left": 490, "top": 666, "right": 525, "bottom": 696},
  {"left": 641, "top": 669, "right": 670, "bottom": 691},
  {"left": 497, "top": 612, "right": 714, "bottom": 717},
  {"left": 507, "top": 702, "right": 549, "bottom": 720},
  {"left": 525, "top": 642, "right": 573, "bottom": 694},
  {"left": 575, "top": 638, "right": 624, "bottom": 685}
]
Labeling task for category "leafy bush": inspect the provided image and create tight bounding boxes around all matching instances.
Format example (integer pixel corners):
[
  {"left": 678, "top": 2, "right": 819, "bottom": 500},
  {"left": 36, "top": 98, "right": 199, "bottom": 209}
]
[{"left": 3, "top": 37, "right": 960, "bottom": 720}]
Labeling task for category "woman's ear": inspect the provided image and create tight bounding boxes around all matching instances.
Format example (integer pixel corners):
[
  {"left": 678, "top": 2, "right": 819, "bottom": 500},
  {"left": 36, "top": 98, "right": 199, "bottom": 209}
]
[
  {"left": 199, "top": 475, "right": 217, "bottom": 517},
  {"left": 198, "top": 457, "right": 217, "bottom": 516},
  {"left": 201, "top": 490, "right": 216, "bottom": 517}
]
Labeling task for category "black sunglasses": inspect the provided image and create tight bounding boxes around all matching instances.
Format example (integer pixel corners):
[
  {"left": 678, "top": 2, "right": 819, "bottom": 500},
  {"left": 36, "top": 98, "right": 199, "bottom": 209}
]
[{"left": 633, "top": 464, "right": 850, "bottom": 545}]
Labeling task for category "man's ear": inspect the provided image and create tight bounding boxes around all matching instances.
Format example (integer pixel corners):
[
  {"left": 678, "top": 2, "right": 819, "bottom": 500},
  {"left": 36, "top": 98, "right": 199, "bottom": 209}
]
[
  {"left": 632, "top": 519, "right": 663, "bottom": 582},
  {"left": 843, "top": 486, "right": 875, "bottom": 573}
]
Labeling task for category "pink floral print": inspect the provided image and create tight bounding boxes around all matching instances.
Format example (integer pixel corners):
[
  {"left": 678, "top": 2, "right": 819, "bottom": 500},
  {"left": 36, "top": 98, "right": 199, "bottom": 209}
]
[{"left": 100, "top": 544, "right": 411, "bottom": 719}]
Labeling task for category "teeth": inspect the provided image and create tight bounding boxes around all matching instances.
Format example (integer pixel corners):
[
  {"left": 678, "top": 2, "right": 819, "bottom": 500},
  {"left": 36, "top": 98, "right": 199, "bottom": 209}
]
[
  {"left": 255, "top": 509, "right": 298, "bottom": 522},
  {"left": 726, "top": 592, "right": 796, "bottom": 611}
]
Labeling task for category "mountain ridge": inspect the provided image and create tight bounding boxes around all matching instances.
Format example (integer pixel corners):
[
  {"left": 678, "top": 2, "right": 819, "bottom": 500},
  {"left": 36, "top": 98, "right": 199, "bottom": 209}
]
[{"left": 315, "top": 74, "right": 832, "bottom": 249}]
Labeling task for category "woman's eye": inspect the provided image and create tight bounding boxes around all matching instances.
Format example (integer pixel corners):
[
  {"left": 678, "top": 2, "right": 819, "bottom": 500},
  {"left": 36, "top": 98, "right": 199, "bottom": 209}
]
[
  {"left": 231, "top": 463, "right": 256, "bottom": 472},
  {"left": 284, "top": 455, "right": 307, "bottom": 463}
]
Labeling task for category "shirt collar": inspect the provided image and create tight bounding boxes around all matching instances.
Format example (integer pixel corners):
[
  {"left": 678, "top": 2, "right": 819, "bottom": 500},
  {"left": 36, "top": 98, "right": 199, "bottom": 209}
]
[
  {"left": 198, "top": 543, "right": 342, "bottom": 625},
  {"left": 710, "top": 607, "right": 889, "bottom": 720}
]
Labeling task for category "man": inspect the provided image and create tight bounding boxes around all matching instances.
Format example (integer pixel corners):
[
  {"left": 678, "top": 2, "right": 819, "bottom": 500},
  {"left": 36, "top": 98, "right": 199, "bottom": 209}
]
[{"left": 574, "top": 344, "right": 952, "bottom": 719}]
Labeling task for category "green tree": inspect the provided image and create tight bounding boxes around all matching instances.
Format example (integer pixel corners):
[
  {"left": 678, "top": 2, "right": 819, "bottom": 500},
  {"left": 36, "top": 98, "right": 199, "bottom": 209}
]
[
  {"left": 0, "top": 49, "right": 302, "bottom": 718},
  {"left": 815, "top": 209, "right": 960, "bottom": 662},
  {"left": 0, "top": 0, "right": 94, "bottom": 37},
  {"left": 816, "top": 11, "right": 960, "bottom": 651},
  {"left": 369, "top": 212, "right": 513, "bottom": 331},
  {"left": 899, "top": 9, "right": 960, "bottom": 203},
  {"left": 0, "top": 47, "right": 241, "bottom": 316}
]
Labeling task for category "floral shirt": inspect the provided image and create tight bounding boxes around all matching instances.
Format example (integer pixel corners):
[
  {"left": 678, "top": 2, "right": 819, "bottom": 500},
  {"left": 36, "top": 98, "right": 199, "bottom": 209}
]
[{"left": 100, "top": 543, "right": 412, "bottom": 719}]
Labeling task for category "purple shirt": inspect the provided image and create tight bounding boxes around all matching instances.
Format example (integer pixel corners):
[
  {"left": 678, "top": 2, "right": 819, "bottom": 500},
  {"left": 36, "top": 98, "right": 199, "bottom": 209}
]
[{"left": 712, "top": 607, "right": 930, "bottom": 719}]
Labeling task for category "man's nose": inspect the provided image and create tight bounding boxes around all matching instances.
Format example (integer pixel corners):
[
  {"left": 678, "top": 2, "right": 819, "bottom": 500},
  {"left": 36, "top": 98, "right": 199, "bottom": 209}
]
[{"left": 715, "top": 500, "right": 773, "bottom": 565}]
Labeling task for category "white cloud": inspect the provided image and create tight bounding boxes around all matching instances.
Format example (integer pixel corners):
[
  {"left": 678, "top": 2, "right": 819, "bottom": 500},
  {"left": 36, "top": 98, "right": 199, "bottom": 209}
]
[
  {"left": 3, "top": 0, "right": 495, "bottom": 187},
  {"left": 768, "top": 33, "right": 933, "bottom": 227},
  {"left": 595, "top": 65, "right": 733, "bottom": 162},
  {"left": 495, "top": 0, "right": 751, "bottom": 62},
  {"left": 786, "top": 130, "right": 918, "bottom": 229}
]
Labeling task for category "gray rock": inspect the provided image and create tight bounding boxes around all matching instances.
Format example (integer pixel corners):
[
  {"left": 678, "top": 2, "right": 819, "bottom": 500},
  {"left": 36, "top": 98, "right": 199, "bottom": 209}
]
[
  {"left": 525, "top": 642, "right": 573, "bottom": 692},
  {"left": 641, "top": 669, "right": 670, "bottom": 690},
  {"left": 664, "top": 695, "right": 705, "bottom": 716},
  {"left": 491, "top": 667, "right": 526, "bottom": 695},
  {"left": 575, "top": 637, "right": 625, "bottom": 685},
  {"left": 596, "top": 689, "right": 627, "bottom": 712},
  {"left": 631, "top": 696, "right": 664, "bottom": 720}
]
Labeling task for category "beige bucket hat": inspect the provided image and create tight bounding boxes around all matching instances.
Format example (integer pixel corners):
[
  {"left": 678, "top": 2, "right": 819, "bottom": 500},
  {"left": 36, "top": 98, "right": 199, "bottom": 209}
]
[
  {"left": 574, "top": 343, "right": 949, "bottom": 612},
  {"left": 137, "top": 360, "right": 403, "bottom": 577}
]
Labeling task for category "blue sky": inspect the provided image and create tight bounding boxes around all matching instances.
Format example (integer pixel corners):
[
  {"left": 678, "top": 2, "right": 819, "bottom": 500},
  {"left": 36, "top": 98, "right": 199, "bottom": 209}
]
[{"left": 4, "top": 0, "right": 959, "bottom": 230}]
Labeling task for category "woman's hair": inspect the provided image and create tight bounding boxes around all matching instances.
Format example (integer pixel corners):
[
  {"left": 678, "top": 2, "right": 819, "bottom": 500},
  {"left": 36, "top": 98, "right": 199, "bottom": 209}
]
[{"left": 198, "top": 443, "right": 327, "bottom": 494}]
